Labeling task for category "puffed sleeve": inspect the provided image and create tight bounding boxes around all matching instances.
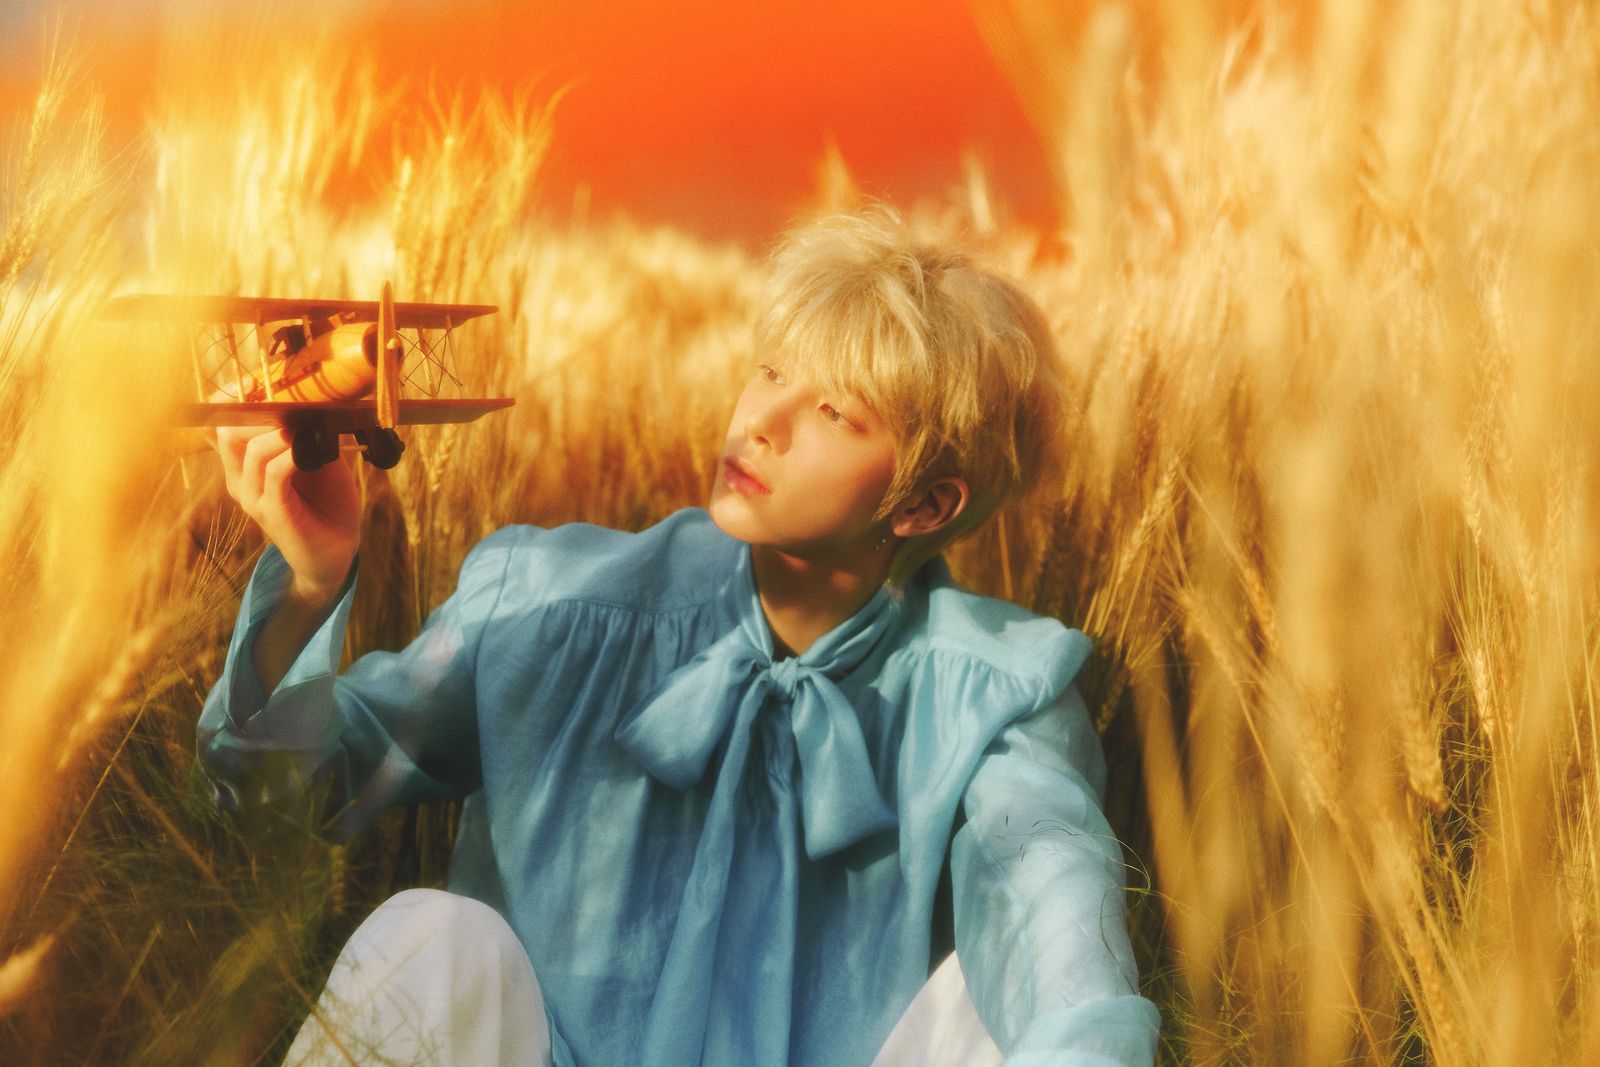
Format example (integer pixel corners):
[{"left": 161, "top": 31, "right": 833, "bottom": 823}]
[
  {"left": 196, "top": 528, "right": 516, "bottom": 839},
  {"left": 951, "top": 683, "right": 1161, "bottom": 1066}
]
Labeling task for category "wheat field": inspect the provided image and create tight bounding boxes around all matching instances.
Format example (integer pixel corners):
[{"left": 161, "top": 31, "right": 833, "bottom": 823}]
[{"left": 3, "top": 1, "right": 1599, "bottom": 1063}]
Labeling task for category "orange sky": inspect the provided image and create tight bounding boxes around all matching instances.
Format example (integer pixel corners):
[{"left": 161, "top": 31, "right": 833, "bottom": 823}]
[
  {"left": 0, "top": 0, "right": 1280, "bottom": 243},
  {"left": 456, "top": 0, "right": 1059, "bottom": 238},
  {"left": 2, "top": 0, "right": 1051, "bottom": 241}
]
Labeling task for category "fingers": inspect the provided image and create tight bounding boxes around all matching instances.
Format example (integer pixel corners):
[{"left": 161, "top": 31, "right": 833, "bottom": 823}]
[
  {"left": 259, "top": 445, "right": 301, "bottom": 523},
  {"left": 213, "top": 426, "right": 247, "bottom": 498},
  {"left": 213, "top": 425, "right": 253, "bottom": 470},
  {"left": 251, "top": 436, "right": 362, "bottom": 595},
  {"left": 240, "top": 428, "right": 291, "bottom": 502},
  {"left": 228, "top": 427, "right": 293, "bottom": 521}
]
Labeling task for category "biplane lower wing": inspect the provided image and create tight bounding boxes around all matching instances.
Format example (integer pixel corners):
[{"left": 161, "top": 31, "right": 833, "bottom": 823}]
[
  {"left": 178, "top": 397, "right": 515, "bottom": 429},
  {"left": 177, "top": 397, "right": 516, "bottom": 471}
]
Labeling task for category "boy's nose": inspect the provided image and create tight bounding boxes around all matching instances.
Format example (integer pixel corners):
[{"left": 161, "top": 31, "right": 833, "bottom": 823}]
[{"left": 744, "top": 396, "right": 788, "bottom": 450}]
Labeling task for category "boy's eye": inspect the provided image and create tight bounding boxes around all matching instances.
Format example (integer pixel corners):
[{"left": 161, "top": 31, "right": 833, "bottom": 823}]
[
  {"left": 758, "top": 364, "right": 783, "bottom": 384},
  {"left": 820, "top": 404, "right": 849, "bottom": 427}
]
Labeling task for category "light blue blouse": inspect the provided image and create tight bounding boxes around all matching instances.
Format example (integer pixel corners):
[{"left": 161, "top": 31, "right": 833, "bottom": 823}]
[{"left": 198, "top": 508, "right": 1159, "bottom": 1066}]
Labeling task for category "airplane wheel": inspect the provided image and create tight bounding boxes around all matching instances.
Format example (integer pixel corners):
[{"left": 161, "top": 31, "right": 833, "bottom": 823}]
[
  {"left": 291, "top": 425, "right": 337, "bottom": 471},
  {"left": 358, "top": 427, "right": 405, "bottom": 470}
]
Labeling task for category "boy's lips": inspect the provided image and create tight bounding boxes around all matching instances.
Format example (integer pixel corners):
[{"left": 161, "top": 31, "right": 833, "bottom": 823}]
[{"left": 723, "top": 456, "right": 770, "bottom": 494}]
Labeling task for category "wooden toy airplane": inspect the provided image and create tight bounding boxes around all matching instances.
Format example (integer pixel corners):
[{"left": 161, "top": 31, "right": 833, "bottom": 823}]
[{"left": 102, "top": 283, "right": 514, "bottom": 471}]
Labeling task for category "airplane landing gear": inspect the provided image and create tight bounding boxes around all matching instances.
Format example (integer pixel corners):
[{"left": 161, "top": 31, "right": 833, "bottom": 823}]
[
  {"left": 290, "top": 423, "right": 340, "bottom": 471},
  {"left": 356, "top": 427, "right": 405, "bottom": 470}
]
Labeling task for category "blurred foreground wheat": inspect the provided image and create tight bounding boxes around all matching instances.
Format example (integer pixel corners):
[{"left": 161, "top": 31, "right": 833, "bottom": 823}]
[{"left": 3, "top": 1, "right": 1599, "bottom": 1063}]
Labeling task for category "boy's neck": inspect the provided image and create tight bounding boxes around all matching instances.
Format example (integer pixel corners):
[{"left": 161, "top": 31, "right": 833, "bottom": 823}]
[{"left": 749, "top": 541, "right": 891, "bottom": 659}]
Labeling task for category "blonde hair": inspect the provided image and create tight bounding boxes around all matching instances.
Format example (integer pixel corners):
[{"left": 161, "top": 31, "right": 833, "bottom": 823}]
[{"left": 757, "top": 207, "right": 1068, "bottom": 587}]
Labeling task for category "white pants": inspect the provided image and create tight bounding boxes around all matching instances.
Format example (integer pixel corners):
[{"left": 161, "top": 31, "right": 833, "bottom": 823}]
[{"left": 285, "top": 888, "right": 1001, "bottom": 1067}]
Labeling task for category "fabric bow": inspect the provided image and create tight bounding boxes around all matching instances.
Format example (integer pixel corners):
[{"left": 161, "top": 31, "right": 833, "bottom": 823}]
[{"left": 615, "top": 575, "right": 898, "bottom": 859}]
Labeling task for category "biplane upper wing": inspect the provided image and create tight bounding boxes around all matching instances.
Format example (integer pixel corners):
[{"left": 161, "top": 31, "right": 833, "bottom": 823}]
[{"left": 101, "top": 294, "right": 497, "bottom": 329}]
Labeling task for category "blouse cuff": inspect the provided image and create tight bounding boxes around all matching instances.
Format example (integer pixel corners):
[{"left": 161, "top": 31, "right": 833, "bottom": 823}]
[{"left": 221, "top": 543, "right": 358, "bottom": 731}]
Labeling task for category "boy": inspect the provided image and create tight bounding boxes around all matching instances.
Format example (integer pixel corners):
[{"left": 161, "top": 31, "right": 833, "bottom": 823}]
[{"left": 200, "top": 208, "right": 1160, "bottom": 1065}]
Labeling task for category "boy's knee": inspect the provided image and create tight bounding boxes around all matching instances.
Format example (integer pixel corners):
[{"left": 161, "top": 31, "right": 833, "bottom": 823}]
[
  {"left": 374, "top": 886, "right": 505, "bottom": 926},
  {"left": 293, "top": 889, "right": 549, "bottom": 1066},
  {"left": 350, "top": 888, "right": 528, "bottom": 973}
]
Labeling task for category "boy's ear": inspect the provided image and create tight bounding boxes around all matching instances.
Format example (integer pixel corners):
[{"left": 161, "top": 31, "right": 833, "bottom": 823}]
[{"left": 890, "top": 476, "right": 969, "bottom": 540}]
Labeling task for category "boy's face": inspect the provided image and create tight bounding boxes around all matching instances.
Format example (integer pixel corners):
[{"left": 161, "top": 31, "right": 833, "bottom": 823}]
[{"left": 709, "top": 362, "right": 897, "bottom": 559}]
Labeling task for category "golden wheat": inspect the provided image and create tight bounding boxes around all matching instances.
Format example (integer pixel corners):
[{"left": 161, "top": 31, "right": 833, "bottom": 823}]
[{"left": 5, "top": 1, "right": 1600, "bottom": 1062}]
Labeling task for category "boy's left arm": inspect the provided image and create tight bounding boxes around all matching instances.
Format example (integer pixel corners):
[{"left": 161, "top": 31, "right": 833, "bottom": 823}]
[{"left": 952, "top": 684, "right": 1161, "bottom": 1067}]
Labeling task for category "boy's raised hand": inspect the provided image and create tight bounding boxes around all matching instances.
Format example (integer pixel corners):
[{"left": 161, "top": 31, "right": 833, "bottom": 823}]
[{"left": 215, "top": 426, "right": 362, "bottom": 609}]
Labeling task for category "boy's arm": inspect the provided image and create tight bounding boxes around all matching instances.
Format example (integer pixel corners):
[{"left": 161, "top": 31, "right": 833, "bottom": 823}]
[
  {"left": 952, "top": 684, "right": 1161, "bottom": 1067},
  {"left": 196, "top": 530, "right": 512, "bottom": 839}
]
